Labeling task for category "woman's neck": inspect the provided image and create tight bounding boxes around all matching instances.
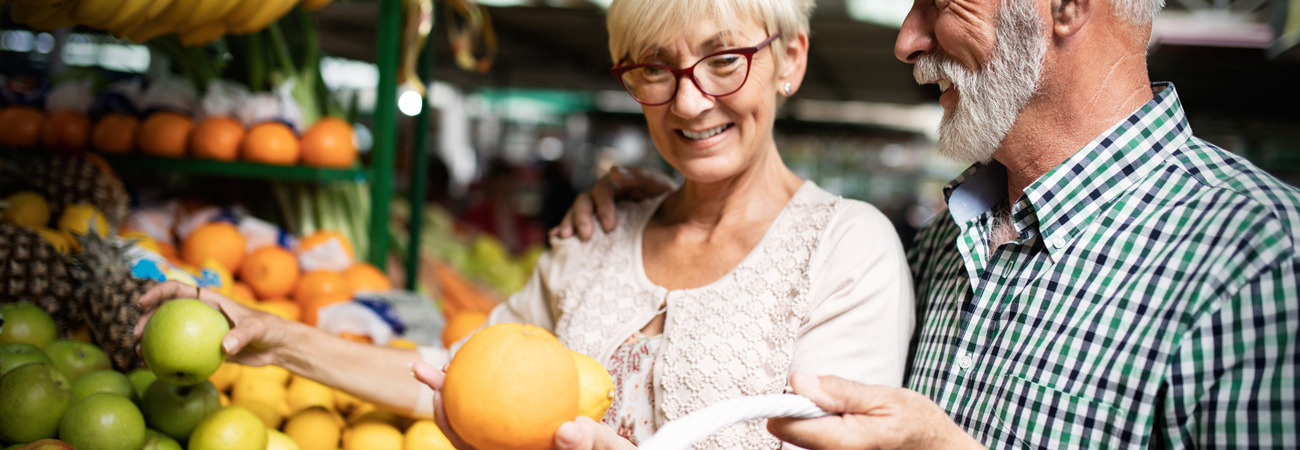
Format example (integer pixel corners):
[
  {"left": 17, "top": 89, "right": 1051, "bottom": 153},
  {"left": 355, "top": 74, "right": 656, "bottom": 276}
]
[{"left": 657, "top": 150, "right": 804, "bottom": 233}]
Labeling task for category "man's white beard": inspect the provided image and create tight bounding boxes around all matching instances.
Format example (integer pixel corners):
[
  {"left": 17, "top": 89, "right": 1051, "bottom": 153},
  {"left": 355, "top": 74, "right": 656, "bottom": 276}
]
[{"left": 914, "top": 0, "right": 1048, "bottom": 164}]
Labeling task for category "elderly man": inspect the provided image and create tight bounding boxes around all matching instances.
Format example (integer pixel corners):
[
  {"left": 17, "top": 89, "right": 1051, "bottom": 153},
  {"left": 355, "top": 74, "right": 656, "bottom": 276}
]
[{"left": 557, "top": 0, "right": 1300, "bottom": 447}]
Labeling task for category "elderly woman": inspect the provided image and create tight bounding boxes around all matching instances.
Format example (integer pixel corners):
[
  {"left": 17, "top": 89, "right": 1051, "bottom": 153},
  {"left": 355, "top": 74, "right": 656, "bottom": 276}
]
[
  {"left": 423, "top": 0, "right": 914, "bottom": 447},
  {"left": 138, "top": 0, "right": 911, "bottom": 447}
]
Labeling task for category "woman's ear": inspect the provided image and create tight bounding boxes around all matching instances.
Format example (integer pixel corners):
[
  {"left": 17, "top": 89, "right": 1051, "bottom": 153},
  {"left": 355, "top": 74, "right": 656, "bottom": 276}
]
[
  {"left": 1053, "top": 0, "right": 1090, "bottom": 38},
  {"left": 778, "top": 32, "right": 810, "bottom": 96}
]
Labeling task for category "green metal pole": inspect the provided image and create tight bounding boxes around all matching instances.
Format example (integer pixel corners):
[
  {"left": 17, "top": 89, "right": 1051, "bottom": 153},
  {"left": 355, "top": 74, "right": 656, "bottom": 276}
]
[
  {"left": 369, "top": 0, "right": 402, "bottom": 269},
  {"left": 405, "top": 6, "right": 435, "bottom": 291}
]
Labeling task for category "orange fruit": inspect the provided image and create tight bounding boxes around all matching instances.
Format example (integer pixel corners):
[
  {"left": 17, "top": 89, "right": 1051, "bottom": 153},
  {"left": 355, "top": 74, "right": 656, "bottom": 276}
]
[
  {"left": 298, "top": 230, "right": 355, "bottom": 261},
  {"left": 191, "top": 116, "right": 246, "bottom": 161},
  {"left": 300, "top": 117, "right": 356, "bottom": 168},
  {"left": 91, "top": 113, "right": 140, "bottom": 154},
  {"left": 242, "top": 122, "right": 300, "bottom": 165},
  {"left": 342, "top": 262, "right": 391, "bottom": 293},
  {"left": 240, "top": 245, "right": 299, "bottom": 299},
  {"left": 442, "top": 323, "right": 579, "bottom": 450},
  {"left": 0, "top": 105, "right": 45, "bottom": 147},
  {"left": 137, "top": 111, "right": 193, "bottom": 157},
  {"left": 293, "top": 270, "right": 352, "bottom": 305},
  {"left": 228, "top": 282, "right": 257, "bottom": 304},
  {"left": 40, "top": 110, "right": 90, "bottom": 151},
  {"left": 254, "top": 300, "right": 301, "bottom": 322},
  {"left": 300, "top": 292, "right": 351, "bottom": 326},
  {"left": 182, "top": 222, "right": 247, "bottom": 273},
  {"left": 441, "top": 311, "right": 488, "bottom": 349}
]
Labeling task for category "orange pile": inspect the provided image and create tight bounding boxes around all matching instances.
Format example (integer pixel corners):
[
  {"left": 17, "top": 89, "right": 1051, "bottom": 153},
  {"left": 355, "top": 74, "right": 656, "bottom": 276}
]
[
  {"left": 0, "top": 105, "right": 45, "bottom": 147},
  {"left": 242, "top": 122, "right": 300, "bottom": 165},
  {"left": 300, "top": 117, "right": 357, "bottom": 169},
  {"left": 191, "top": 117, "right": 247, "bottom": 161},
  {"left": 137, "top": 111, "right": 194, "bottom": 157},
  {"left": 91, "top": 113, "right": 140, "bottom": 154},
  {"left": 182, "top": 222, "right": 247, "bottom": 273}
]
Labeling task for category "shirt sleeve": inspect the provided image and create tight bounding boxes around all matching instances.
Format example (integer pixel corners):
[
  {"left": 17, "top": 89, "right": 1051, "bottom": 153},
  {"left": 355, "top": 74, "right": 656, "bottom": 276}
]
[
  {"left": 790, "top": 201, "right": 917, "bottom": 387},
  {"left": 1164, "top": 257, "right": 1300, "bottom": 448}
]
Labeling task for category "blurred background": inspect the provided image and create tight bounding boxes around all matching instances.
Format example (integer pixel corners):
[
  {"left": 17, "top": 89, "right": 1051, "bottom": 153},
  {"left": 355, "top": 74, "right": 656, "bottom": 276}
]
[{"left": 3, "top": 0, "right": 1297, "bottom": 253}]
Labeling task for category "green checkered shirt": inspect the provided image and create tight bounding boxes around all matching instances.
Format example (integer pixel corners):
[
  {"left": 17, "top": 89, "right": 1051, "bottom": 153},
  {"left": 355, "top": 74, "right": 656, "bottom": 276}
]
[{"left": 906, "top": 83, "right": 1300, "bottom": 449}]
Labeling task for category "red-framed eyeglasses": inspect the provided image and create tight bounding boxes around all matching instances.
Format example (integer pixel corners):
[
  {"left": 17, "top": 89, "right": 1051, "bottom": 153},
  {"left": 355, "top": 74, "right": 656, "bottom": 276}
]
[{"left": 611, "top": 32, "right": 782, "bottom": 106}]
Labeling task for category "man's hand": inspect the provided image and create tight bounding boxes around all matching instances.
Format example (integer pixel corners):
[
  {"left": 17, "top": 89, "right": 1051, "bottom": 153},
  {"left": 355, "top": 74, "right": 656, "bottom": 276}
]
[
  {"left": 767, "top": 373, "right": 985, "bottom": 450},
  {"left": 134, "top": 280, "right": 291, "bottom": 367},
  {"left": 550, "top": 166, "right": 675, "bottom": 241}
]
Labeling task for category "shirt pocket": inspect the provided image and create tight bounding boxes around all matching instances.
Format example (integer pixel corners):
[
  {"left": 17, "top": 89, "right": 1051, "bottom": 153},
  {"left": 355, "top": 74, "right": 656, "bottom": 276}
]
[{"left": 990, "top": 371, "right": 1124, "bottom": 450}]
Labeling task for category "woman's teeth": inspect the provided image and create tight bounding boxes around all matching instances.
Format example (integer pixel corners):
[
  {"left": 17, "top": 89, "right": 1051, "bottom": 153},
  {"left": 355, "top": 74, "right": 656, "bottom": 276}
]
[{"left": 681, "top": 124, "right": 729, "bottom": 140}]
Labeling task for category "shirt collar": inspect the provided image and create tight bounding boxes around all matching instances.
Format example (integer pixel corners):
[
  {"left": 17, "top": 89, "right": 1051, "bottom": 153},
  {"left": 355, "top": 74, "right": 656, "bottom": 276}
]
[{"left": 942, "top": 83, "right": 1194, "bottom": 260}]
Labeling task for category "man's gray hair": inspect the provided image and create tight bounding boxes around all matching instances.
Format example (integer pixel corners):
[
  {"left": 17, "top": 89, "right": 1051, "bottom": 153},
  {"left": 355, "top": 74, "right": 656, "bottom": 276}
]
[{"left": 1111, "top": 0, "right": 1166, "bottom": 24}]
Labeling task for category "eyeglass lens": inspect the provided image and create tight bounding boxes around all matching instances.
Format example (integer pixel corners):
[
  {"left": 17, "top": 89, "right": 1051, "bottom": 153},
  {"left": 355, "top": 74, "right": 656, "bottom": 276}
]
[{"left": 620, "top": 52, "right": 751, "bottom": 105}]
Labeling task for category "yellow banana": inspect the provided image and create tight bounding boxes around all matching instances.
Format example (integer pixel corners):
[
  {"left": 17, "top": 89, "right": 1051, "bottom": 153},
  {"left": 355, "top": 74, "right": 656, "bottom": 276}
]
[
  {"left": 17, "top": 0, "right": 76, "bottom": 30},
  {"left": 180, "top": 0, "right": 239, "bottom": 29},
  {"left": 94, "top": 0, "right": 155, "bottom": 32},
  {"left": 228, "top": 0, "right": 296, "bottom": 34},
  {"left": 11, "top": 0, "right": 68, "bottom": 26},
  {"left": 154, "top": 0, "right": 201, "bottom": 26},
  {"left": 179, "top": 21, "right": 226, "bottom": 46},
  {"left": 144, "top": 0, "right": 174, "bottom": 19},
  {"left": 300, "top": 0, "right": 331, "bottom": 11},
  {"left": 115, "top": 13, "right": 175, "bottom": 42},
  {"left": 69, "top": 0, "right": 120, "bottom": 27},
  {"left": 221, "top": 0, "right": 267, "bottom": 31}
]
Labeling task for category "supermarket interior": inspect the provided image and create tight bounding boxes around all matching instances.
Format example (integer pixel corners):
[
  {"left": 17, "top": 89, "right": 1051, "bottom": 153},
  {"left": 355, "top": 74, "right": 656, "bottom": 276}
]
[{"left": 0, "top": 0, "right": 1298, "bottom": 448}]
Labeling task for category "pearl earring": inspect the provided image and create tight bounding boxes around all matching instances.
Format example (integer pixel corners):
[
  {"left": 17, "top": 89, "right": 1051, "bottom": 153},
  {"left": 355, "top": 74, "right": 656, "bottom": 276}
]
[{"left": 783, "top": 82, "right": 793, "bottom": 95}]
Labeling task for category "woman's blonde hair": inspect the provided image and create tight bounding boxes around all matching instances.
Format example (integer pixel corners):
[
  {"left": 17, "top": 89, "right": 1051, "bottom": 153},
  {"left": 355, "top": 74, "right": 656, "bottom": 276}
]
[{"left": 607, "top": 0, "right": 814, "bottom": 69}]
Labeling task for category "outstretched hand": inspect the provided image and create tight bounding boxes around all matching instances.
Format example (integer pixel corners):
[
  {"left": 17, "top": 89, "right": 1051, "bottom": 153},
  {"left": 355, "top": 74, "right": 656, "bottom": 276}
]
[
  {"left": 550, "top": 166, "right": 675, "bottom": 241},
  {"left": 766, "top": 373, "right": 985, "bottom": 450},
  {"left": 133, "top": 280, "right": 291, "bottom": 367}
]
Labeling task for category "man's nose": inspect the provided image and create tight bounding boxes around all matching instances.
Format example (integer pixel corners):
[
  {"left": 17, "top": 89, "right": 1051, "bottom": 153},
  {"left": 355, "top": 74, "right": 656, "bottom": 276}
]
[{"left": 895, "top": 2, "right": 935, "bottom": 63}]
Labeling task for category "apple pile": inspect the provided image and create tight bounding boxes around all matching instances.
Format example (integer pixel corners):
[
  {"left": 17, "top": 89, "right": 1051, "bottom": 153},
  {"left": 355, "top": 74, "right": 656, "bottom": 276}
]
[
  {"left": 0, "top": 300, "right": 264, "bottom": 449},
  {"left": 2, "top": 299, "right": 459, "bottom": 449}
]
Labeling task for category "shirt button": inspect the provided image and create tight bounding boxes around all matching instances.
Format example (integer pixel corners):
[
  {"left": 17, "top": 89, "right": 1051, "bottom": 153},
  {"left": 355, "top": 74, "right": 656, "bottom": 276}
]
[
  {"left": 958, "top": 354, "right": 974, "bottom": 370},
  {"left": 1046, "top": 236, "right": 1062, "bottom": 248}
]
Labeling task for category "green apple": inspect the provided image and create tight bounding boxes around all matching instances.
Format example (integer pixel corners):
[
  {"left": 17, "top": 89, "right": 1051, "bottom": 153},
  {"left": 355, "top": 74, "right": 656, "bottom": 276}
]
[
  {"left": 43, "top": 340, "right": 111, "bottom": 381},
  {"left": 140, "top": 379, "right": 221, "bottom": 440},
  {"left": 0, "top": 342, "right": 51, "bottom": 377},
  {"left": 127, "top": 368, "right": 158, "bottom": 402},
  {"left": 58, "top": 392, "right": 146, "bottom": 450},
  {"left": 141, "top": 299, "right": 230, "bottom": 386},
  {"left": 141, "top": 429, "right": 182, "bottom": 450},
  {"left": 71, "top": 370, "right": 134, "bottom": 402},
  {"left": 0, "top": 302, "right": 57, "bottom": 349},
  {"left": 14, "top": 439, "right": 74, "bottom": 449},
  {"left": 0, "top": 363, "right": 72, "bottom": 444}
]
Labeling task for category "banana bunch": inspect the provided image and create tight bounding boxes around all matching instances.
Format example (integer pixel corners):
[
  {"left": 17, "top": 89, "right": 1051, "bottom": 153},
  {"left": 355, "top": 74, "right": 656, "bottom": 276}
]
[{"left": 5, "top": 0, "right": 333, "bottom": 46}]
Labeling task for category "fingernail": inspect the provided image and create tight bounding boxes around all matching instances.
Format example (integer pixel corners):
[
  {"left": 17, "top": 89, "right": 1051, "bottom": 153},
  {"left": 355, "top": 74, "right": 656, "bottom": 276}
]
[
  {"left": 555, "top": 422, "right": 580, "bottom": 446},
  {"left": 791, "top": 371, "right": 821, "bottom": 394},
  {"left": 222, "top": 336, "right": 237, "bottom": 353}
]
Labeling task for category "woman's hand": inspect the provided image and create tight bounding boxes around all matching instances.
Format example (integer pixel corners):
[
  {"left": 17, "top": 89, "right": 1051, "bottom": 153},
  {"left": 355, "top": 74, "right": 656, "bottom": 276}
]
[
  {"left": 553, "top": 416, "right": 636, "bottom": 450},
  {"left": 411, "top": 361, "right": 472, "bottom": 448},
  {"left": 133, "top": 280, "right": 292, "bottom": 367},
  {"left": 550, "top": 166, "right": 675, "bottom": 241}
]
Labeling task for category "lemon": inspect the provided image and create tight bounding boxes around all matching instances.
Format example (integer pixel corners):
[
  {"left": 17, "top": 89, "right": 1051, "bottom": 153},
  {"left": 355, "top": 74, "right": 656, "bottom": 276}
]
[
  {"left": 286, "top": 375, "right": 336, "bottom": 415},
  {"left": 30, "top": 227, "right": 74, "bottom": 253},
  {"left": 571, "top": 350, "right": 615, "bottom": 421},
  {"left": 342, "top": 421, "right": 403, "bottom": 450},
  {"left": 1, "top": 191, "right": 50, "bottom": 227},
  {"left": 283, "top": 406, "right": 343, "bottom": 450},
  {"left": 57, "top": 203, "right": 109, "bottom": 237},
  {"left": 404, "top": 420, "right": 455, "bottom": 450},
  {"left": 188, "top": 406, "right": 268, "bottom": 450},
  {"left": 208, "top": 362, "right": 244, "bottom": 392}
]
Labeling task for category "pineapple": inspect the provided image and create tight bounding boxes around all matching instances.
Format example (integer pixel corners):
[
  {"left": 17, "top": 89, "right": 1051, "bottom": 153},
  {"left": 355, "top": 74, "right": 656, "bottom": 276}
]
[
  {"left": 0, "top": 152, "right": 129, "bottom": 228},
  {"left": 69, "top": 232, "right": 158, "bottom": 372},
  {"left": 0, "top": 223, "right": 81, "bottom": 333}
]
